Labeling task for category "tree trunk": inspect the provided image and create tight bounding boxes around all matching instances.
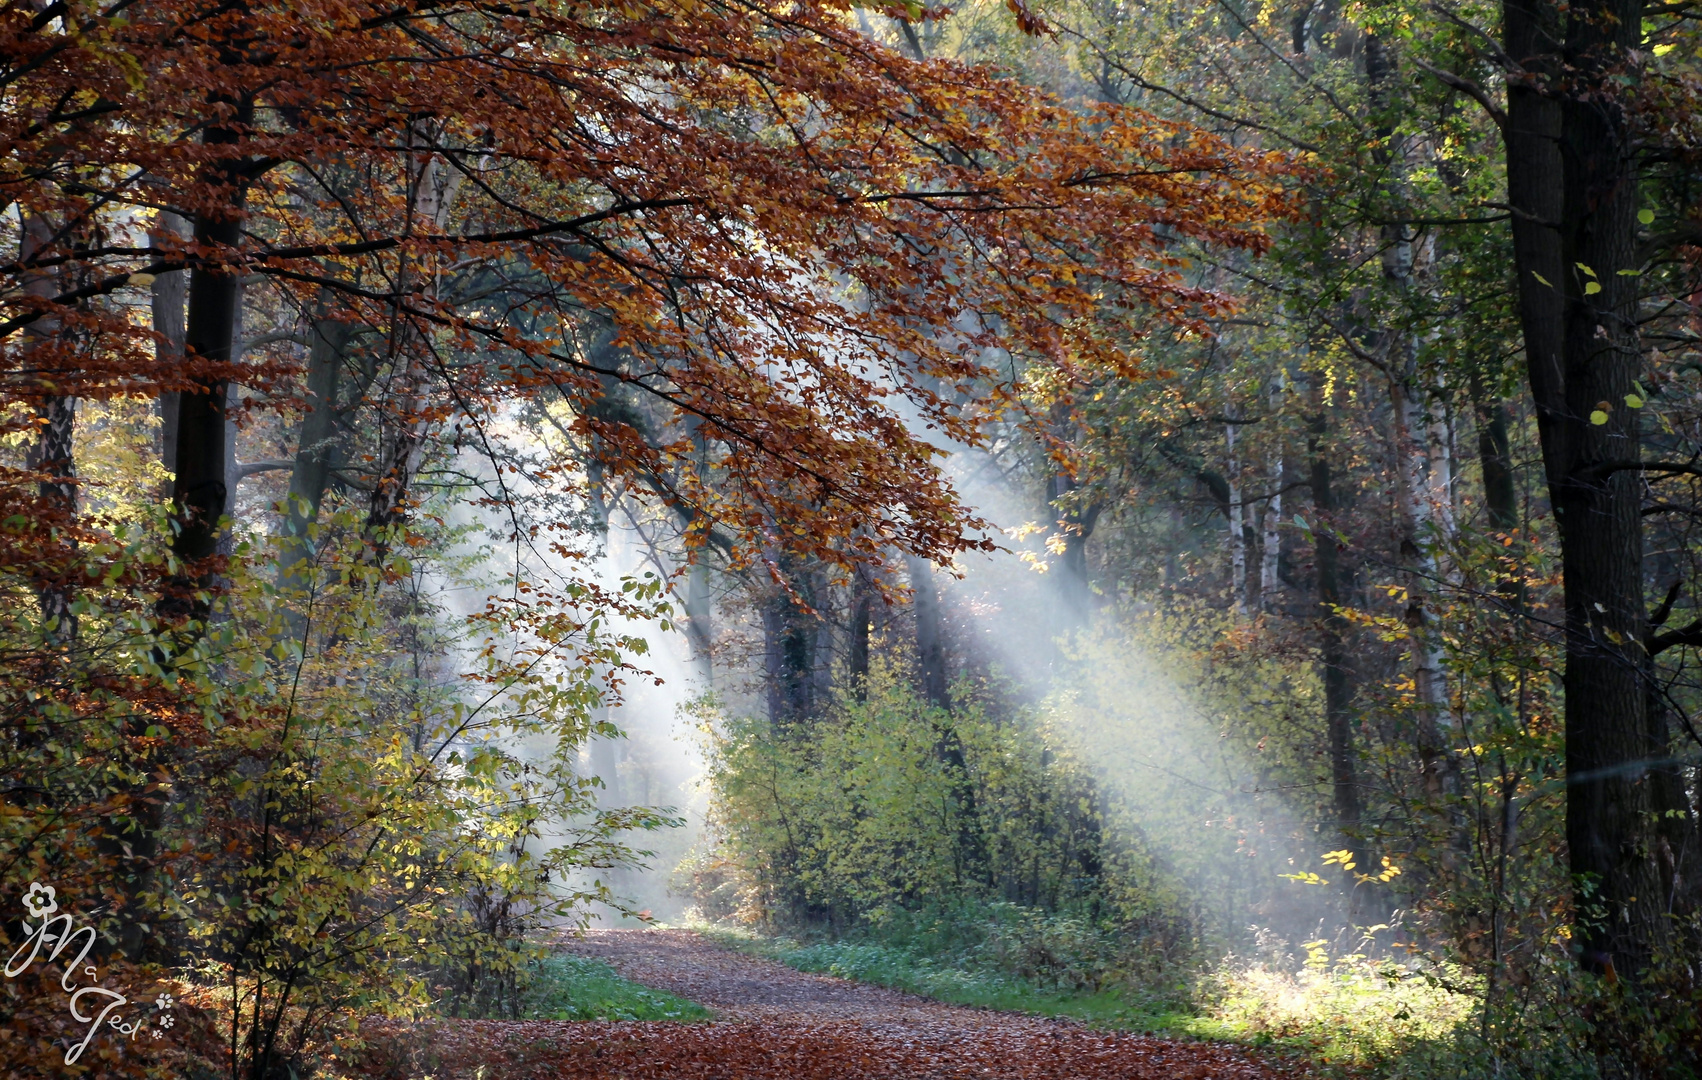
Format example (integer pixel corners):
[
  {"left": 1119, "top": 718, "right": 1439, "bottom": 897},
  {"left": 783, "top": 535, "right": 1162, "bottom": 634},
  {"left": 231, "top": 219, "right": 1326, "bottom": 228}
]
[
  {"left": 848, "top": 569, "right": 872, "bottom": 701},
  {"left": 1368, "top": 30, "right": 1454, "bottom": 804},
  {"left": 764, "top": 557, "right": 821, "bottom": 727},
  {"left": 170, "top": 206, "right": 243, "bottom": 583},
  {"left": 1389, "top": 371, "right": 1453, "bottom": 801},
  {"left": 20, "top": 210, "right": 77, "bottom": 638},
  {"left": 151, "top": 211, "right": 189, "bottom": 481},
  {"left": 1309, "top": 410, "right": 1362, "bottom": 862},
  {"left": 1469, "top": 377, "right": 1518, "bottom": 533},
  {"left": 908, "top": 554, "right": 949, "bottom": 709},
  {"left": 1260, "top": 420, "right": 1284, "bottom": 611},
  {"left": 279, "top": 300, "right": 353, "bottom": 587},
  {"left": 144, "top": 118, "right": 249, "bottom": 963},
  {"left": 684, "top": 558, "right": 716, "bottom": 689},
  {"left": 1225, "top": 422, "right": 1246, "bottom": 615},
  {"left": 1046, "top": 470, "right": 1100, "bottom": 633},
  {"left": 1503, "top": 0, "right": 1666, "bottom": 977}
]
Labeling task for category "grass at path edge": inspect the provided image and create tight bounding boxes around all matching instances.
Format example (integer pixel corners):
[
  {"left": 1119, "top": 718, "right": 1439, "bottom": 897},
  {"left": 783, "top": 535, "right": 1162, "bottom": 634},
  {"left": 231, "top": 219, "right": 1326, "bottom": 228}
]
[
  {"left": 689, "top": 924, "right": 1217, "bottom": 1038},
  {"left": 684, "top": 924, "right": 1529, "bottom": 1080}
]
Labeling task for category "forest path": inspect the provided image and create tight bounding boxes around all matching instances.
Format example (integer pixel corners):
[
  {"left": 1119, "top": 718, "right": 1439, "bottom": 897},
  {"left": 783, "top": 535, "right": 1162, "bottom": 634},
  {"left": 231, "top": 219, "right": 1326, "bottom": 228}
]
[
  {"left": 556, "top": 927, "right": 990, "bottom": 1033},
  {"left": 375, "top": 929, "right": 1290, "bottom": 1079}
]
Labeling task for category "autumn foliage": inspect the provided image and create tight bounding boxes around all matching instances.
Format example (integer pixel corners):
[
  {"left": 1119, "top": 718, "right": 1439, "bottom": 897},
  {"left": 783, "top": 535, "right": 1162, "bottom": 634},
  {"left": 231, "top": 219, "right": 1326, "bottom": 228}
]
[
  {"left": 2, "top": 0, "right": 1291, "bottom": 570},
  {"left": 0, "top": 0, "right": 1289, "bottom": 1074}
]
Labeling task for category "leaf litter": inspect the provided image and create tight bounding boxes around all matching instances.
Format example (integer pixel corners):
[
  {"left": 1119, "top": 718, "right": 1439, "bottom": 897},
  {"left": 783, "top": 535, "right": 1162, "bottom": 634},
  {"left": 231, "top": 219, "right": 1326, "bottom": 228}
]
[{"left": 357, "top": 930, "right": 1302, "bottom": 1079}]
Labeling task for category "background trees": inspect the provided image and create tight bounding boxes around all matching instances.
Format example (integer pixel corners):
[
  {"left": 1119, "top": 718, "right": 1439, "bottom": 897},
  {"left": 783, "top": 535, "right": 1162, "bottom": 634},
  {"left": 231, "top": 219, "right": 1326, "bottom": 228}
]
[{"left": 686, "top": 0, "right": 1702, "bottom": 1074}]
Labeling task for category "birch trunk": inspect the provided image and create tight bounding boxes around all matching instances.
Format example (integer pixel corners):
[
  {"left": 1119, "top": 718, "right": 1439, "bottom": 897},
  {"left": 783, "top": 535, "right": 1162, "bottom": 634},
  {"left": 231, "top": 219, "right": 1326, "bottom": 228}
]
[
  {"left": 1226, "top": 422, "right": 1245, "bottom": 615},
  {"left": 1260, "top": 375, "right": 1286, "bottom": 609}
]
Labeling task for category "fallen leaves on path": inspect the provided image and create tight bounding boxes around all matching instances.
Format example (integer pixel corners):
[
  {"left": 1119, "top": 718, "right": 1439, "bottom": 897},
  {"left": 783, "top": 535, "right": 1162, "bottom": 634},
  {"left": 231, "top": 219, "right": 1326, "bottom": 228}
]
[
  {"left": 354, "top": 930, "right": 1301, "bottom": 1079},
  {"left": 358, "top": 1018, "right": 1293, "bottom": 1080}
]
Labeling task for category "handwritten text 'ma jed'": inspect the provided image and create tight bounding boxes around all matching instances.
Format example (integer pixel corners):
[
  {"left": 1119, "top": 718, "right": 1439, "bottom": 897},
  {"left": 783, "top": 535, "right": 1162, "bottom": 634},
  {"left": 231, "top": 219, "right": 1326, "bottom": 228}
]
[{"left": 8, "top": 884, "right": 148, "bottom": 1065}]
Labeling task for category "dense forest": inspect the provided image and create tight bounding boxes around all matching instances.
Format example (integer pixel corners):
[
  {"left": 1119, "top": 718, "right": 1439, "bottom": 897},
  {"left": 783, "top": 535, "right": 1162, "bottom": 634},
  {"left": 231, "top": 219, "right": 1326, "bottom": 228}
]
[{"left": 1, "top": 0, "right": 1700, "bottom": 1076}]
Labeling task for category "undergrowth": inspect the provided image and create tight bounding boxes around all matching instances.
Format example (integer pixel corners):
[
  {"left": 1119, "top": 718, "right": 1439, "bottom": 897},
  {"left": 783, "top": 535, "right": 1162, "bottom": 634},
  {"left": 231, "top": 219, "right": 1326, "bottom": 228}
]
[
  {"left": 518, "top": 954, "right": 712, "bottom": 1022},
  {"left": 689, "top": 911, "right": 1592, "bottom": 1080}
]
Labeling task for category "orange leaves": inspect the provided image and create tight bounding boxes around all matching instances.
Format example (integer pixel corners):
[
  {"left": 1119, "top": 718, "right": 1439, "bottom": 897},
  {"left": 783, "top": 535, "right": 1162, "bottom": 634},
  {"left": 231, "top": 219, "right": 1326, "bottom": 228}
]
[{"left": 0, "top": 0, "right": 1294, "bottom": 582}]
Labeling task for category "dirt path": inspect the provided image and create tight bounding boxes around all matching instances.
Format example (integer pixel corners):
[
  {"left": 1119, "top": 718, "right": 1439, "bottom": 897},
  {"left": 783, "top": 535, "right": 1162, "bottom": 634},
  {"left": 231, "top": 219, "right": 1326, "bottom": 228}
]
[
  {"left": 362, "top": 929, "right": 1293, "bottom": 1080},
  {"left": 556, "top": 928, "right": 1008, "bottom": 1034}
]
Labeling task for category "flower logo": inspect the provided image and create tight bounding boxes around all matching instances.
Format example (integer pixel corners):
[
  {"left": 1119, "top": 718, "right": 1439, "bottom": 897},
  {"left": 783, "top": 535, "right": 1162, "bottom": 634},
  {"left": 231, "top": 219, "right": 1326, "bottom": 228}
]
[
  {"left": 155, "top": 993, "right": 174, "bottom": 1012},
  {"left": 22, "top": 882, "right": 56, "bottom": 920}
]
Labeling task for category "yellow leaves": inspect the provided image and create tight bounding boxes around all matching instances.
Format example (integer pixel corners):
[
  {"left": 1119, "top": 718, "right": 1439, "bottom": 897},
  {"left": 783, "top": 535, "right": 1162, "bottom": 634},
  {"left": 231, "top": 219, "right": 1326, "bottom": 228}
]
[
  {"left": 1355, "top": 856, "right": 1402, "bottom": 884},
  {"left": 1322, "top": 848, "right": 1356, "bottom": 870}
]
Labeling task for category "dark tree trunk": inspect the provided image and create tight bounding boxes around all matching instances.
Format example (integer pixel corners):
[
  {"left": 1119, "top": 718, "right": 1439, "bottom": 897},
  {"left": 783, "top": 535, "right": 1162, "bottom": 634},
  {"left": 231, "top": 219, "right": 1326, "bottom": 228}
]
[
  {"left": 151, "top": 211, "right": 189, "bottom": 480},
  {"left": 143, "top": 117, "right": 249, "bottom": 963},
  {"left": 279, "top": 303, "right": 353, "bottom": 586},
  {"left": 27, "top": 395, "right": 77, "bottom": 635},
  {"left": 908, "top": 554, "right": 949, "bottom": 709},
  {"left": 848, "top": 569, "right": 872, "bottom": 700},
  {"left": 171, "top": 211, "right": 242, "bottom": 582},
  {"left": 764, "top": 558, "right": 821, "bottom": 727},
  {"left": 1503, "top": 0, "right": 1666, "bottom": 977},
  {"left": 1309, "top": 412, "right": 1362, "bottom": 860},
  {"left": 20, "top": 211, "right": 78, "bottom": 638},
  {"left": 1470, "top": 385, "right": 1519, "bottom": 534}
]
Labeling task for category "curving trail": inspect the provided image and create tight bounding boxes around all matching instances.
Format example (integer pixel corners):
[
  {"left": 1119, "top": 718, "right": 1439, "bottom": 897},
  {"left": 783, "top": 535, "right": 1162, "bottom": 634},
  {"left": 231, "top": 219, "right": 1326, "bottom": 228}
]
[{"left": 361, "top": 929, "right": 1297, "bottom": 1079}]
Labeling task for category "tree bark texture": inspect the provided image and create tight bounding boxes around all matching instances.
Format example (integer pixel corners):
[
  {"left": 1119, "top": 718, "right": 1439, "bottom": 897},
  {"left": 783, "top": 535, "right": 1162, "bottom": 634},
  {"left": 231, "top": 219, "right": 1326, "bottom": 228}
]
[
  {"left": 1503, "top": 0, "right": 1667, "bottom": 976},
  {"left": 151, "top": 211, "right": 189, "bottom": 480},
  {"left": 1367, "top": 31, "right": 1454, "bottom": 802}
]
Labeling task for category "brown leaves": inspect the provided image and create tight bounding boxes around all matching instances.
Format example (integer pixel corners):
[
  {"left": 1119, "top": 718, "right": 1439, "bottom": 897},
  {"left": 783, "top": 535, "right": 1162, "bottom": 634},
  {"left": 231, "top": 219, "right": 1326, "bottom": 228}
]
[
  {"left": 357, "top": 1018, "right": 1290, "bottom": 1080},
  {"left": 346, "top": 932, "right": 1302, "bottom": 1080},
  {"left": 1, "top": 0, "right": 1297, "bottom": 583}
]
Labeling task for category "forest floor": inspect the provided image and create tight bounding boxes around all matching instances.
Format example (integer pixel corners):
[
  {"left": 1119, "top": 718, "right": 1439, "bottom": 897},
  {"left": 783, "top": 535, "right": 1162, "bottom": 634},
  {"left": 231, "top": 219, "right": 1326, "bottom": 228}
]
[{"left": 356, "top": 929, "right": 1303, "bottom": 1079}]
